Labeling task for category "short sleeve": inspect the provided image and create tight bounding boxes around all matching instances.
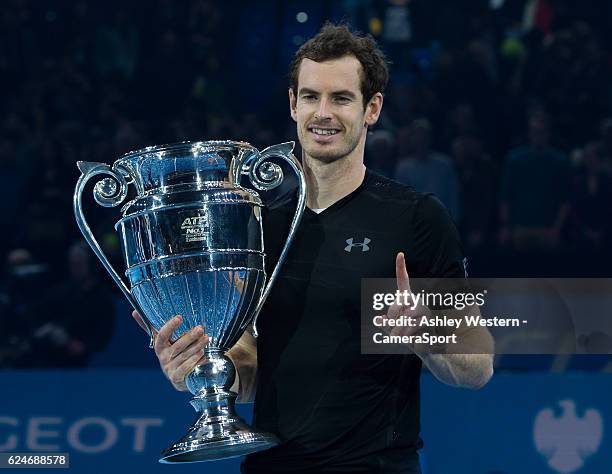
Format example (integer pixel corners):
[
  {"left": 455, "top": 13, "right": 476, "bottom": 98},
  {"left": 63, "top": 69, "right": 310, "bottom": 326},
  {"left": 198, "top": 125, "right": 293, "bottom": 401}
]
[{"left": 411, "top": 193, "right": 467, "bottom": 278}]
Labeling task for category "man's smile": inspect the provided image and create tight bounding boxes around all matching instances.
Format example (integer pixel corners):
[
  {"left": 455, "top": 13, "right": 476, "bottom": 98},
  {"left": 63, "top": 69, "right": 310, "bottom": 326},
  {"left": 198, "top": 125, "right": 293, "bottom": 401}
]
[{"left": 308, "top": 125, "right": 342, "bottom": 142}]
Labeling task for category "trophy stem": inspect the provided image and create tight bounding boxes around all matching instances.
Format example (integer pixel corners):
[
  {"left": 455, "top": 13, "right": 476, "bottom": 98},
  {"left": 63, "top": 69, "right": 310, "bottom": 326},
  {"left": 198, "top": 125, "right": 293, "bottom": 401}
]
[{"left": 159, "top": 349, "right": 278, "bottom": 463}]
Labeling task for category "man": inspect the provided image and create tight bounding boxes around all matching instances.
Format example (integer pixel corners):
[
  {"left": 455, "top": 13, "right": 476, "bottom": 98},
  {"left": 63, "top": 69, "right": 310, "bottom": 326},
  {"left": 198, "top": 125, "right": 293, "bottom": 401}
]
[
  {"left": 499, "top": 109, "right": 570, "bottom": 250},
  {"left": 134, "top": 24, "right": 493, "bottom": 473},
  {"left": 394, "top": 118, "right": 461, "bottom": 221}
]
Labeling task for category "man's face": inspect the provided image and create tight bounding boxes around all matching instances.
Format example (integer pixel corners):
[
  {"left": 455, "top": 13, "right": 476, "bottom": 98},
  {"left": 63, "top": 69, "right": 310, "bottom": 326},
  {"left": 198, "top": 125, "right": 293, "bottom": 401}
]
[{"left": 289, "top": 56, "right": 382, "bottom": 163}]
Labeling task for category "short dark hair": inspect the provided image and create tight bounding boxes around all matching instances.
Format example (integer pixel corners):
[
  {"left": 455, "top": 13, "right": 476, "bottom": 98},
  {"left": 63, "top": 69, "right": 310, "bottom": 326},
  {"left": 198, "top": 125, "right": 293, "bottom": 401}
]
[{"left": 288, "top": 23, "right": 389, "bottom": 108}]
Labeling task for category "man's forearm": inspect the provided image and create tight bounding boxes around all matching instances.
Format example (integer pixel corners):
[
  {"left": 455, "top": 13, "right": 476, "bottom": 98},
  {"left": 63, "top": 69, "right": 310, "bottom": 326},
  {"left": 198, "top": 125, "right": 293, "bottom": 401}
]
[
  {"left": 419, "top": 353, "right": 493, "bottom": 389},
  {"left": 226, "top": 331, "right": 258, "bottom": 403},
  {"left": 227, "top": 349, "right": 257, "bottom": 402},
  {"left": 414, "top": 316, "right": 494, "bottom": 389}
]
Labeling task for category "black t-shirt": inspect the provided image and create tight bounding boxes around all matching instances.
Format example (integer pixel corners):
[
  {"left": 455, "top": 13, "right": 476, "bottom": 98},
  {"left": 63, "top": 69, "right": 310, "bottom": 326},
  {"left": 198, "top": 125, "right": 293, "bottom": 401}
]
[{"left": 242, "top": 170, "right": 466, "bottom": 473}]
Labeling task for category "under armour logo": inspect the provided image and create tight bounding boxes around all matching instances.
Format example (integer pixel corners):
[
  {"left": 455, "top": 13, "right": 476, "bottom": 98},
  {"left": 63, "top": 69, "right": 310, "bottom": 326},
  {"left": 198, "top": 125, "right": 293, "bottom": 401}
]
[{"left": 345, "top": 237, "right": 371, "bottom": 252}]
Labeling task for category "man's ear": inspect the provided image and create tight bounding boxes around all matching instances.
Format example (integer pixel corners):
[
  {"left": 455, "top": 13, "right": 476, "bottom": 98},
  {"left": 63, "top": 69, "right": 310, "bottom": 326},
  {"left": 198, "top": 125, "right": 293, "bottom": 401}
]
[
  {"left": 288, "top": 88, "right": 298, "bottom": 123},
  {"left": 365, "top": 92, "right": 384, "bottom": 127}
]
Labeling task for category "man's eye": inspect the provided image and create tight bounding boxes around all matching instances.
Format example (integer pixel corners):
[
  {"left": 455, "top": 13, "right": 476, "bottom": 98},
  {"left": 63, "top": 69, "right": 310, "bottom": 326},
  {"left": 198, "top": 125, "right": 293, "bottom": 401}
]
[
  {"left": 335, "top": 97, "right": 350, "bottom": 103},
  {"left": 302, "top": 95, "right": 316, "bottom": 101}
]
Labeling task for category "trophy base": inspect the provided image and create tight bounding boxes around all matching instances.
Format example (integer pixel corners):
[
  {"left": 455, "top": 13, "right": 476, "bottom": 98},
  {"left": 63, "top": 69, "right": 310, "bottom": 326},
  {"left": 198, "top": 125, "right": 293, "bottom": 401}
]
[
  {"left": 159, "top": 430, "right": 278, "bottom": 463},
  {"left": 159, "top": 391, "right": 279, "bottom": 463}
]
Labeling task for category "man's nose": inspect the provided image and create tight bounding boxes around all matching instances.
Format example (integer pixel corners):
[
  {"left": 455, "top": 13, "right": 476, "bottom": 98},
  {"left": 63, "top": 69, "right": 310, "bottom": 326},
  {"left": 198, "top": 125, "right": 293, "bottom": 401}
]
[{"left": 314, "top": 99, "right": 332, "bottom": 120}]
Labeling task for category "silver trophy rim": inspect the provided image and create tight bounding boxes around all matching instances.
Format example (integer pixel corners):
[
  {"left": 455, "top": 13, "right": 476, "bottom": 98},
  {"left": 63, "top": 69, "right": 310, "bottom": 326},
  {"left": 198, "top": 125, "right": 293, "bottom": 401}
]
[
  {"left": 116, "top": 140, "right": 258, "bottom": 165},
  {"left": 159, "top": 431, "right": 279, "bottom": 463}
]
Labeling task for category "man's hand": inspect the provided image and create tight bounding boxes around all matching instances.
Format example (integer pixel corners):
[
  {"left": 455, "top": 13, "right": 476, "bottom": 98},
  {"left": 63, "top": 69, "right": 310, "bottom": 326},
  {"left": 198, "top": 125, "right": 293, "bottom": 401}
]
[
  {"left": 395, "top": 251, "right": 410, "bottom": 294},
  {"left": 132, "top": 311, "right": 209, "bottom": 391},
  {"left": 384, "top": 253, "right": 494, "bottom": 389},
  {"left": 382, "top": 252, "right": 431, "bottom": 346}
]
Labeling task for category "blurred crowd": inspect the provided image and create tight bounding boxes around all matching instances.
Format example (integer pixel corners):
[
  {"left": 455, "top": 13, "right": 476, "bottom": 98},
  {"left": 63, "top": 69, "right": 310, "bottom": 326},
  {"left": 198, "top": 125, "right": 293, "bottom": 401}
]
[{"left": 1, "top": 0, "right": 612, "bottom": 366}]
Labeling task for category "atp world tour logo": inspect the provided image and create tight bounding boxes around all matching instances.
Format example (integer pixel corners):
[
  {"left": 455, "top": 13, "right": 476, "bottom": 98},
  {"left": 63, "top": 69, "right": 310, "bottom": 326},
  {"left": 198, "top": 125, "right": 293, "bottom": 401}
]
[
  {"left": 533, "top": 400, "right": 603, "bottom": 473},
  {"left": 180, "top": 212, "right": 210, "bottom": 243}
]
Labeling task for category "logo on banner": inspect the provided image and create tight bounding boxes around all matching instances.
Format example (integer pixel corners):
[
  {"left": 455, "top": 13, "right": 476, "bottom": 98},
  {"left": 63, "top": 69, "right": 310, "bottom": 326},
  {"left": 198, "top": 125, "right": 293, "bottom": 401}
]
[
  {"left": 0, "top": 416, "right": 164, "bottom": 453},
  {"left": 534, "top": 400, "right": 603, "bottom": 473}
]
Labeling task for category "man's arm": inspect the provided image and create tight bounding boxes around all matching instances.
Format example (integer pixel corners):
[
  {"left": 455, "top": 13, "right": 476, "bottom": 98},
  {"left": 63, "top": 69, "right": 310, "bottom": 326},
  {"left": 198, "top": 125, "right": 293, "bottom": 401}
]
[
  {"left": 393, "top": 253, "right": 494, "bottom": 390},
  {"left": 418, "top": 320, "right": 494, "bottom": 390},
  {"left": 421, "top": 352, "right": 493, "bottom": 389},
  {"left": 227, "top": 327, "right": 258, "bottom": 403}
]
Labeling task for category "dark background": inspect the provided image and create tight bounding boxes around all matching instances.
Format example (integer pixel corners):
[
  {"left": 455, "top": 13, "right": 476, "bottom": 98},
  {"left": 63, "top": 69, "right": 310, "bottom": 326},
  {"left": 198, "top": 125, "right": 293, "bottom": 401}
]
[{"left": 1, "top": 0, "right": 611, "bottom": 371}]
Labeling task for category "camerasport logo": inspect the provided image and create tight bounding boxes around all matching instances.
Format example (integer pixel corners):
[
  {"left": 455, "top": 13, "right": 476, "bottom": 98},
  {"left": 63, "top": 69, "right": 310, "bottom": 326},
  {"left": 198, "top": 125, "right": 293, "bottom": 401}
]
[{"left": 181, "top": 213, "right": 210, "bottom": 243}]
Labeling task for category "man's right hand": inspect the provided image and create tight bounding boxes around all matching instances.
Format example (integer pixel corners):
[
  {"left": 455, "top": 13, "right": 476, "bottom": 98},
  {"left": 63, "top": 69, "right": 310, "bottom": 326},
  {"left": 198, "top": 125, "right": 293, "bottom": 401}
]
[{"left": 131, "top": 311, "right": 209, "bottom": 392}]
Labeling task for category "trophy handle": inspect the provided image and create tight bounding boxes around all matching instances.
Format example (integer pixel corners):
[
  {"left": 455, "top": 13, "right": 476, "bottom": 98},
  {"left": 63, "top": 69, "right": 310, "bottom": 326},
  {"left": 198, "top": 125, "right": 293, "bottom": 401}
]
[
  {"left": 73, "top": 161, "right": 156, "bottom": 347},
  {"left": 244, "top": 142, "right": 307, "bottom": 337}
]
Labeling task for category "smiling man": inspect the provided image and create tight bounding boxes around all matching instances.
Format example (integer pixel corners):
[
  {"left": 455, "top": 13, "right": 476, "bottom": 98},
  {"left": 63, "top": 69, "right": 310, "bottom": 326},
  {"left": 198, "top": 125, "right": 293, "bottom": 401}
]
[
  {"left": 138, "top": 23, "right": 493, "bottom": 474},
  {"left": 291, "top": 54, "right": 379, "bottom": 163}
]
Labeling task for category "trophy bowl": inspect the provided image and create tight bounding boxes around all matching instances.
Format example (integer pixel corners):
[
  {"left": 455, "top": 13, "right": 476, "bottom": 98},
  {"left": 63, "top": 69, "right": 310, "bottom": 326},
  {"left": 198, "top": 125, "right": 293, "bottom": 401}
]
[{"left": 73, "top": 140, "right": 306, "bottom": 463}]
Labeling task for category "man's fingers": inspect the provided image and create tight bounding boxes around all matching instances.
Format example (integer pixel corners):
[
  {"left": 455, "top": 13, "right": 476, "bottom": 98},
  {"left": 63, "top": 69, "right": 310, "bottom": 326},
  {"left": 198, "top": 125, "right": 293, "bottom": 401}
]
[
  {"left": 171, "top": 354, "right": 207, "bottom": 389},
  {"left": 387, "top": 303, "right": 401, "bottom": 320},
  {"left": 132, "top": 310, "right": 158, "bottom": 336},
  {"left": 166, "top": 329, "right": 206, "bottom": 361},
  {"left": 384, "top": 252, "right": 412, "bottom": 325},
  {"left": 167, "top": 336, "right": 207, "bottom": 368},
  {"left": 155, "top": 315, "right": 183, "bottom": 353},
  {"left": 396, "top": 252, "right": 411, "bottom": 292}
]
